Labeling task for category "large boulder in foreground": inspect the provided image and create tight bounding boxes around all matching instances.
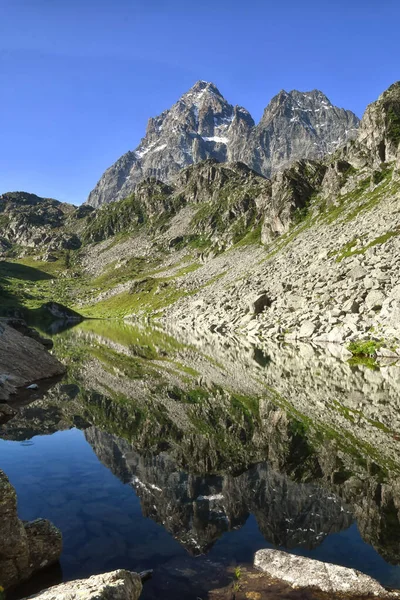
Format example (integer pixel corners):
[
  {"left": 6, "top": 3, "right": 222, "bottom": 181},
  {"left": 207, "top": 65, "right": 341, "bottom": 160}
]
[
  {"left": 24, "top": 569, "right": 143, "bottom": 600},
  {"left": 254, "top": 549, "right": 398, "bottom": 597},
  {"left": 0, "top": 320, "right": 65, "bottom": 401},
  {"left": 0, "top": 470, "right": 62, "bottom": 590}
]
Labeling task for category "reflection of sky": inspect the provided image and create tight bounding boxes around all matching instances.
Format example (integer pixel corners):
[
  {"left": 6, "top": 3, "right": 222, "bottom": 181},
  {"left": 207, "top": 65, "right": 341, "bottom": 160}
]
[{"left": 1, "top": 428, "right": 400, "bottom": 588}]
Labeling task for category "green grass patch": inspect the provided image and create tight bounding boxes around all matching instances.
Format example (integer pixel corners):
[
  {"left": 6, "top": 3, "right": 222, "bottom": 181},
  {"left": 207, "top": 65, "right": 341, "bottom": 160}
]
[{"left": 347, "top": 339, "right": 383, "bottom": 357}]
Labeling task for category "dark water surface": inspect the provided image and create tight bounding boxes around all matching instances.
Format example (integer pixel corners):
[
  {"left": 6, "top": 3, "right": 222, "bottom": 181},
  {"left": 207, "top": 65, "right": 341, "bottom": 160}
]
[{"left": 1, "top": 321, "right": 400, "bottom": 597}]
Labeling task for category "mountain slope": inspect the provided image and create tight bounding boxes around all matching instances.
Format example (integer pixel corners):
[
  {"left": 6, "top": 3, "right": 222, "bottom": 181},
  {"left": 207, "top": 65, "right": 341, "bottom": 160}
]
[
  {"left": 2, "top": 82, "right": 400, "bottom": 352},
  {"left": 87, "top": 81, "right": 359, "bottom": 207}
]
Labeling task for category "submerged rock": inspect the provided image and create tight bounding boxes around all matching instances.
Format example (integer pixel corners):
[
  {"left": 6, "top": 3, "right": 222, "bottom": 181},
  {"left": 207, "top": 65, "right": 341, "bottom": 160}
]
[
  {"left": 23, "top": 569, "right": 142, "bottom": 600},
  {"left": 0, "top": 470, "right": 62, "bottom": 590},
  {"left": 254, "top": 549, "right": 398, "bottom": 597}
]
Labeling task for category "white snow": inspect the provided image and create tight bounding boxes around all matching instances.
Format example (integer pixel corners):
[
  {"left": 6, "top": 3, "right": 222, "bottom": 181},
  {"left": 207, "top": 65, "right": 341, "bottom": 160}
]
[
  {"left": 152, "top": 143, "right": 167, "bottom": 153},
  {"left": 135, "top": 147, "right": 151, "bottom": 159},
  {"left": 135, "top": 143, "right": 167, "bottom": 159},
  {"left": 197, "top": 493, "right": 224, "bottom": 501},
  {"left": 202, "top": 136, "right": 229, "bottom": 144},
  {"left": 215, "top": 114, "right": 234, "bottom": 125},
  {"left": 131, "top": 476, "right": 162, "bottom": 493},
  {"left": 148, "top": 483, "right": 163, "bottom": 492}
]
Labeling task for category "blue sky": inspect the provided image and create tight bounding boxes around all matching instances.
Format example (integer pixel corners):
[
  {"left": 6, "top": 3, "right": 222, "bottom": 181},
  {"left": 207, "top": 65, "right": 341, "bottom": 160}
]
[{"left": 1, "top": 0, "right": 399, "bottom": 205}]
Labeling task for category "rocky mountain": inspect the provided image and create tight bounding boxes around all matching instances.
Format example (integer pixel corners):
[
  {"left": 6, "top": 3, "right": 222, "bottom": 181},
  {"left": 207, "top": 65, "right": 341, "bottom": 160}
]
[
  {"left": 87, "top": 81, "right": 359, "bottom": 207},
  {"left": 1, "top": 81, "right": 400, "bottom": 351},
  {"left": 0, "top": 192, "right": 94, "bottom": 258}
]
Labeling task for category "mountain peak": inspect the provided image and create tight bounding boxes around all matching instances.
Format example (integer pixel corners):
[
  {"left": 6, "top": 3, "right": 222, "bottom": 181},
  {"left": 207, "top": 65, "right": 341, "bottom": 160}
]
[
  {"left": 87, "top": 82, "right": 360, "bottom": 207},
  {"left": 183, "top": 80, "right": 223, "bottom": 101}
]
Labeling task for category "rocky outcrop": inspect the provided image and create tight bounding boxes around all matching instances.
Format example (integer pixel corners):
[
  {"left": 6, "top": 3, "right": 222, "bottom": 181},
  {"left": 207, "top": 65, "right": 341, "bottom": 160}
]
[
  {"left": 261, "top": 159, "right": 327, "bottom": 243},
  {"left": 0, "top": 320, "right": 66, "bottom": 402},
  {"left": 0, "top": 470, "right": 62, "bottom": 590},
  {"left": 0, "top": 192, "right": 83, "bottom": 252},
  {"left": 356, "top": 81, "right": 400, "bottom": 167},
  {"left": 86, "top": 81, "right": 359, "bottom": 207},
  {"left": 254, "top": 549, "right": 398, "bottom": 597},
  {"left": 83, "top": 158, "right": 330, "bottom": 250},
  {"left": 41, "top": 302, "right": 83, "bottom": 323},
  {"left": 24, "top": 569, "right": 142, "bottom": 600}
]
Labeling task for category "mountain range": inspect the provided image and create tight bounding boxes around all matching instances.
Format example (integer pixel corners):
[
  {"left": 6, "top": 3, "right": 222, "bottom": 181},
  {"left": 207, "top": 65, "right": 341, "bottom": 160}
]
[{"left": 87, "top": 81, "right": 359, "bottom": 207}]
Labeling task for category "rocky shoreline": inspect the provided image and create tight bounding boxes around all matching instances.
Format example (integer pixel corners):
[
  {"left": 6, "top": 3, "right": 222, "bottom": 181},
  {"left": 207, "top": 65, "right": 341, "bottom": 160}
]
[
  {"left": 0, "top": 319, "right": 66, "bottom": 425},
  {"left": 0, "top": 471, "right": 62, "bottom": 591}
]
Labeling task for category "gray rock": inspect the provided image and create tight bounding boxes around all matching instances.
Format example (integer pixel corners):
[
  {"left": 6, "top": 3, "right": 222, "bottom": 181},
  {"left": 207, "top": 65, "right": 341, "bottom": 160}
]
[
  {"left": 24, "top": 569, "right": 142, "bottom": 600},
  {"left": 343, "top": 298, "right": 360, "bottom": 314},
  {"left": 86, "top": 81, "right": 359, "bottom": 207},
  {"left": 365, "top": 289, "right": 386, "bottom": 310},
  {"left": 348, "top": 265, "right": 367, "bottom": 280},
  {"left": 254, "top": 549, "right": 398, "bottom": 597},
  {"left": 0, "top": 321, "right": 66, "bottom": 402},
  {"left": 24, "top": 519, "right": 62, "bottom": 574},
  {"left": 249, "top": 293, "right": 271, "bottom": 315},
  {"left": 298, "top": 320, "right": 316, "bottom": 338},
  {"left": 0, "top": 470, "right": 62, "bottom": 590}
]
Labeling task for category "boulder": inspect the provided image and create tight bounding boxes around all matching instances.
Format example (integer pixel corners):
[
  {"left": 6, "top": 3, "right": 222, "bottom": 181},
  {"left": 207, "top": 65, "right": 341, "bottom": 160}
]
[
  {"left": 365, "top": 289, "right": 386, "bottom": 310},
  {"left": 248, "top": 293, "right": 271, "bottom": 316},
  {"left": 23, "top": 569, "right": 142, "bottom": 600},
  {"left": 298, "top": 320, "right": 316, "bottom": 338},
  {"left": 348, "top": 265, "right": 367, "bottom": 280},
  {"left": 0, "top": 470, "right": 62, "bottom": 590},
  {"left": 0, "top": 322, "right": 65, "bottom": 402},
  {"left": 254, "top": 549, "right": 397, "bottom": 597}
]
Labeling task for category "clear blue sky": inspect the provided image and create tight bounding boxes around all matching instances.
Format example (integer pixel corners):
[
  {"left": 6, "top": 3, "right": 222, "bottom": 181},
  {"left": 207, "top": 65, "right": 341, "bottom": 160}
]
[{"left": 1, "top": 0, "right": 399, "bottom": 205}]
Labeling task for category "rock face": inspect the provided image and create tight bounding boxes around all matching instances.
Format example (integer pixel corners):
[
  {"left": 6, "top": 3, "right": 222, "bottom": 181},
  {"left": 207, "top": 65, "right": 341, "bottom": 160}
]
[
  {"left": 254, "top": 549, "right": 398, "bottom": 597},
  {"left": 24, "top": 569, "right": 142, "bottom": 600},
  {"left": 0, "top": 192, "right": 83, "bottom": 252},
  {"left": 356, "top": 81, "right": 400, "bottom": 167},
  {"left": 0, "top": 320, "right": 66, "bottom": 401},
  {"left": 0, "top": 470, "right": 62, "bottom": 590},
  {"left": 86, "top": 81, "right": 359, "bottom": 207}
]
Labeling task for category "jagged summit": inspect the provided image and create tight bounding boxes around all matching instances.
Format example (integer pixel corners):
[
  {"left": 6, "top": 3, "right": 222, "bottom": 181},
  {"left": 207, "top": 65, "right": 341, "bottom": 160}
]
[
  {"left": 183, "top": 80, "right": 223, "bottom": 97},
  {"left": 87, "top": 82, "right": 360, "bottom": 207}
]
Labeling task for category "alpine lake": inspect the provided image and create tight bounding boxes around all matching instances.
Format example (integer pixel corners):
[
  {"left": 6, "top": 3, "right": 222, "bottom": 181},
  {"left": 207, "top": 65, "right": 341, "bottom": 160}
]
[{"left": 2, "top": 318, "right": 400, "bottom": 599}]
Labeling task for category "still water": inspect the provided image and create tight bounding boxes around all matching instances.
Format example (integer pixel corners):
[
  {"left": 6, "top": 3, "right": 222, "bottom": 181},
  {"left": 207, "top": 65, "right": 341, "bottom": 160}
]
[{"left": 1, "top": 320, "right": 400, "bottom": 597}]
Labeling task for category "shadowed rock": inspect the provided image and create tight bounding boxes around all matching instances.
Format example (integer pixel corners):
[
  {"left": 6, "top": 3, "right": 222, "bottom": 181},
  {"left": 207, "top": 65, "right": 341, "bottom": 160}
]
[{"left": 0, "top": 470, "right": 62, "bottom": 590}]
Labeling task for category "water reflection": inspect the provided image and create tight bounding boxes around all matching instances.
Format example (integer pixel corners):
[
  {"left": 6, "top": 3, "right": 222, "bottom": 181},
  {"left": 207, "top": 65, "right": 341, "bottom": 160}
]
[{"left": 1, "top": 319, "right": 400, "bottom": 593}]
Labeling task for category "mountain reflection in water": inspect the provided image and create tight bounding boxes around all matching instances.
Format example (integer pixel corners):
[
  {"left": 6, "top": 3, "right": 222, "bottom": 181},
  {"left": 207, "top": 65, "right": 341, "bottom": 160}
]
[{"left": 1, "top": 320, "right": 400, "bottom": 597}]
